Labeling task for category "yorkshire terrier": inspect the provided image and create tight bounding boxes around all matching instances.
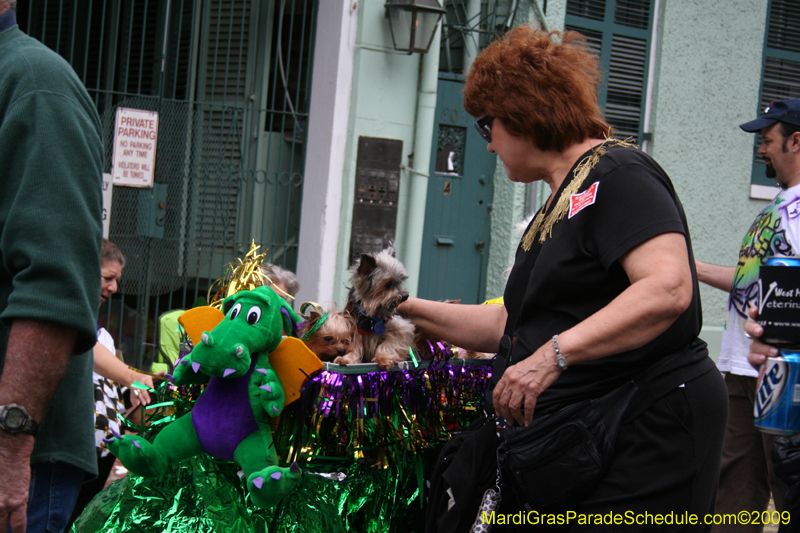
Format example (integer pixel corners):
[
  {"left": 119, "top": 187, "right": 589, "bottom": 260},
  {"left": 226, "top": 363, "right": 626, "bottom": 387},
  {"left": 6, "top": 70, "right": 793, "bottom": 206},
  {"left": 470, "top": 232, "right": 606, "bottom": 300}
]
[
  {"left": 345, "top": 246, "right": 415, "bottom": 370},
  {"left": 299, "top": 304, "right": 359, "bottom": 364}
]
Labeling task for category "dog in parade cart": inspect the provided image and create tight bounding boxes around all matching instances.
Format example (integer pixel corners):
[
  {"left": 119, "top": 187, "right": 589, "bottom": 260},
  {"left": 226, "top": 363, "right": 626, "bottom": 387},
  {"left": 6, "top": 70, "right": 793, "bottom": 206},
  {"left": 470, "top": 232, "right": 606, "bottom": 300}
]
[
  {"left": 299, "top": 302, "right": 359, "bottom": 364},
  {"left": 345, "top": 246, "right": 416, "bottom": 370},
  {"left": 106, "top": 285, "right": 322, "bottom": 508}
]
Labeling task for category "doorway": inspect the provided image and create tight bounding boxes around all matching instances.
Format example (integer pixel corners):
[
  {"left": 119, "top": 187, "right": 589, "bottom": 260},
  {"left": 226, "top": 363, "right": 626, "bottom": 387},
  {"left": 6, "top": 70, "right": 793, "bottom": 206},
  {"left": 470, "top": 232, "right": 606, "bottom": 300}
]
[{"left": 417, "top": 75, "right": 495, "bottom": 304}]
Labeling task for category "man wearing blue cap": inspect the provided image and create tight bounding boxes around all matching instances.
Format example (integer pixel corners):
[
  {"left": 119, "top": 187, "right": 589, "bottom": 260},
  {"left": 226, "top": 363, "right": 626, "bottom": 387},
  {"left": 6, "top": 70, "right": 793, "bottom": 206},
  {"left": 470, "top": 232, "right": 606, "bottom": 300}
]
[{"left": 696, "top": 99, "right": 800, "bottom": 531}]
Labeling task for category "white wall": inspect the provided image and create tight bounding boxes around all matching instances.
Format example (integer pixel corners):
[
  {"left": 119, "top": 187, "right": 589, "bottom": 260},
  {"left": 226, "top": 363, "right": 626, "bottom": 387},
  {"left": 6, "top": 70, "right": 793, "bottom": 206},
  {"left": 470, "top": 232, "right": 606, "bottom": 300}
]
[{"left": 295, "top": 0, "right": 357, "bottom": 308}]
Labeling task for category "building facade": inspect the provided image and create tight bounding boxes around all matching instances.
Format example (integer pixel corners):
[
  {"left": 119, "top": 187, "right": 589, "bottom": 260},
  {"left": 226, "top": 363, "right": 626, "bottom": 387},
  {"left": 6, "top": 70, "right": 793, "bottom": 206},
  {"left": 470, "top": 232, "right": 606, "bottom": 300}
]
[
  {"left": 298, "top": 0, "right": 799, "bottom": 361},
  {"left": 19, "top": 0, "right": 798, "bottom": 364}
]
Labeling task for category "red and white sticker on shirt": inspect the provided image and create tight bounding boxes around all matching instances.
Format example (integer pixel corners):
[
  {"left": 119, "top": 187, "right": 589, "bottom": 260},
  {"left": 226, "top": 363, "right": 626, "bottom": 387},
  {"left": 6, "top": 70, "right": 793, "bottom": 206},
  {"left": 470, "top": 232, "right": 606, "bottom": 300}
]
[{"left": 569, "top": 182, "right": 599, "bottom": 219}]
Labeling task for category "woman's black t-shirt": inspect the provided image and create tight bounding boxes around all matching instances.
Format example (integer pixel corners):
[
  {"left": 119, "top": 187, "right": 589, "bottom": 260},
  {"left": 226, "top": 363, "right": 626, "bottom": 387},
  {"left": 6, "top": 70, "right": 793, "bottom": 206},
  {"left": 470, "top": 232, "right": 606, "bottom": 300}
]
[{"left": 503, "top": 144, "right": 709, "bottom": 416}]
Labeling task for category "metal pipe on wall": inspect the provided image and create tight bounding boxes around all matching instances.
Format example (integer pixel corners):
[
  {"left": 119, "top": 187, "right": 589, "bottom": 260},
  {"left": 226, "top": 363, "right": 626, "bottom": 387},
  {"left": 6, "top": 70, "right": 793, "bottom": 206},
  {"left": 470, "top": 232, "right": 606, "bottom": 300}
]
[
  {"left": 402, "top": 20, "right": 442, "bottom": 297},
  {"left": 463, "top": 0, "right": 481, "bottom": 74},
  {"left": 642, "top": 0, "right": 661, "bottom": 154}
]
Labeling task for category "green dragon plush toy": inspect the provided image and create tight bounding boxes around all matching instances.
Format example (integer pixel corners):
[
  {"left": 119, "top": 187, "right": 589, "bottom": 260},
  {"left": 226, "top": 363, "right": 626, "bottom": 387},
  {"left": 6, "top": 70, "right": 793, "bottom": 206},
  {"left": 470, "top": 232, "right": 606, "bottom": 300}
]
[{"left": 108, "top": 286, "right": 305, "bottom": 508}]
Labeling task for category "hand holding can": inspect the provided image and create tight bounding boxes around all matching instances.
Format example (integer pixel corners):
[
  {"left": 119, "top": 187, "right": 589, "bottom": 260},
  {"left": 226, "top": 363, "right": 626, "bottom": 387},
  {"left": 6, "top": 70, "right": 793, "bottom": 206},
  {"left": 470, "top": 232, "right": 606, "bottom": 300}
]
[{"left": 752, "top": 257, "right": 800, "bottom": 435}]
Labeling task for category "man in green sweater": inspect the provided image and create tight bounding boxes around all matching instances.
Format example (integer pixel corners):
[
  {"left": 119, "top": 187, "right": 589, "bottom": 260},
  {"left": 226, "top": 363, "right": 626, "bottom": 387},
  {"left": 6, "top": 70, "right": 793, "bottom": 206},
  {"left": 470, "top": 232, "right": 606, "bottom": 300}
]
[{"left": 0, "top": 1, "right": 103, "bottom": 531}]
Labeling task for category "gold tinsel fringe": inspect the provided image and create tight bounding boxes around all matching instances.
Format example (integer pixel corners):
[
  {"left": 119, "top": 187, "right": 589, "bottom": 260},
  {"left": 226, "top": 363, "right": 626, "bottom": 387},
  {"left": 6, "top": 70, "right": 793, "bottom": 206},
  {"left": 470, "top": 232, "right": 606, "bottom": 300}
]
[
  {"left": 207, "top": 241, "right": 294, "bottom": 308},
  {"left": 521, "top": 137, "right": 637, "bottom": 251}
]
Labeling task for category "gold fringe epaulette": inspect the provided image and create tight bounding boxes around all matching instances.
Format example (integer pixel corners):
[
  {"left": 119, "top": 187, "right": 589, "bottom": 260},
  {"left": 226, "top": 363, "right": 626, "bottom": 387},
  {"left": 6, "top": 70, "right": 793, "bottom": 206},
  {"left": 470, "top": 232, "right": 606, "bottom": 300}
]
[{"left": 521, "top": 137, "right": 637, "bottom": 251}]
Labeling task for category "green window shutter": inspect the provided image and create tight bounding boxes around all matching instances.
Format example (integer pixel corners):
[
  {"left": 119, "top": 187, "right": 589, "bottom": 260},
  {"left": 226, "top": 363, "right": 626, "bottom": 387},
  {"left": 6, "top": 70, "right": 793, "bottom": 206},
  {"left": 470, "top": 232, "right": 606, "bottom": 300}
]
[
  {"left": 760, "top": 58, "right": 800, "bottom": 123},
  {"left": 614, "top": 0, "right": 650, "bottom": 30},
  {"left": 606, "top": 34, "right": 648, "bottom": 140},
  {"left": 565, "top": 0, "right": 652, "bottom": 143},
  {"left": 750, "top": 0, "right": 800, "bottom": 198},
  {"left": 567, "top": 0, "right": 606, "bottom": 22},
  {"left": 573, "top": 27, "right": 603, "bottom": 53},
  {"left": 767, "top": 0, "right": 800, "bottom": 53}
]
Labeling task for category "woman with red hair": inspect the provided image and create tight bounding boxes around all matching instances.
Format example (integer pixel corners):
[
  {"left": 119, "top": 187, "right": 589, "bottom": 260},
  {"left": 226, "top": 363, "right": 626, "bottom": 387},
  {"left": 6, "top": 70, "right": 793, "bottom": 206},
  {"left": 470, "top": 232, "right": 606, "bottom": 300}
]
[{"left": 403, "top": 26, "right": 726, "bottom": 530}]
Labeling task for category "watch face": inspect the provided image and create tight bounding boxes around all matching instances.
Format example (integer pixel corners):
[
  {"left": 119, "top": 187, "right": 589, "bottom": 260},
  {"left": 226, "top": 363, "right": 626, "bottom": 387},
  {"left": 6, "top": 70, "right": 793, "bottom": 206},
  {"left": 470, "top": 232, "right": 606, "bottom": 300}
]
[{"left": 4, "top": 407, "right": 25, "bottom": 430}]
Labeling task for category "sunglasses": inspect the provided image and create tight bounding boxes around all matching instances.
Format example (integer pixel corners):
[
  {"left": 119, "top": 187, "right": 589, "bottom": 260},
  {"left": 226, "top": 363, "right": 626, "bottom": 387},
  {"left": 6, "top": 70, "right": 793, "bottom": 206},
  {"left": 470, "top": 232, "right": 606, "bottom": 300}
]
[{"left": 474, "top": 116, "right": 495, "bottom": 143}]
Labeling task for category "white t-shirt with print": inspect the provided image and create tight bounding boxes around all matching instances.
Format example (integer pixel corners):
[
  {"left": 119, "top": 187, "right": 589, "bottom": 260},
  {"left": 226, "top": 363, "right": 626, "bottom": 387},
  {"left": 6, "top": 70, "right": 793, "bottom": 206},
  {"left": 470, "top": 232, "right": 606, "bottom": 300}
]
[{"left": 718, "top": 184, "right": 800, "bottom": 377}]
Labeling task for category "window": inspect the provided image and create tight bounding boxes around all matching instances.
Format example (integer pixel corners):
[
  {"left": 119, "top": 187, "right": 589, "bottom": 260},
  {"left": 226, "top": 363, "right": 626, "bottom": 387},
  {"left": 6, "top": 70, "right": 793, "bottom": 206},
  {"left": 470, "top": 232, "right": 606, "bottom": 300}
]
[
  {"left": 565, "top": 0, "right": 653, "bottom": 142},
  {"left": 750, "top": 0, "right": 800, "bottom": 199}
]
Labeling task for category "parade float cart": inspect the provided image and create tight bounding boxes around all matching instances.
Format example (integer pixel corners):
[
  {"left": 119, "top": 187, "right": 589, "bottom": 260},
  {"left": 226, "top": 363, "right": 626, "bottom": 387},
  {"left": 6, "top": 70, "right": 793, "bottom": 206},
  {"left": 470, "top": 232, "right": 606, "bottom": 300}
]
[
  {"left": 73, "top": 336, "right": 491, "bottom": 533},
  {"left": 73, "top": 244, "right": 492, "bottom": 532}
]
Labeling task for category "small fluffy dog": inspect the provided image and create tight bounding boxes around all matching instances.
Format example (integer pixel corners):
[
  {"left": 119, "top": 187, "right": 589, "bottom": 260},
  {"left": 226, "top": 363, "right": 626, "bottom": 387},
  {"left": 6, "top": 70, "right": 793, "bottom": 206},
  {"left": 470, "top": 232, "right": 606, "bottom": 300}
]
[
  {"left": 345, "top": 246, "right": 415, "bottom": 370},
  {"left": 299, "top": 304, "right": 358, "bottom": 364}
]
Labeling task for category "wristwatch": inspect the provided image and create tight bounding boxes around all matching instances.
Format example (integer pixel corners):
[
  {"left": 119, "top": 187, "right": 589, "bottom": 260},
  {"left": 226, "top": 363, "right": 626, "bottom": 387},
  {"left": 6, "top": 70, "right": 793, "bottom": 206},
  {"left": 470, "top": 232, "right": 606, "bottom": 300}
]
[
  {"left": 552, "top": 335, "right": 569, "bottom": 371},
  {"left": 0, "top": 403, "right": 39, "bottom": 436}
]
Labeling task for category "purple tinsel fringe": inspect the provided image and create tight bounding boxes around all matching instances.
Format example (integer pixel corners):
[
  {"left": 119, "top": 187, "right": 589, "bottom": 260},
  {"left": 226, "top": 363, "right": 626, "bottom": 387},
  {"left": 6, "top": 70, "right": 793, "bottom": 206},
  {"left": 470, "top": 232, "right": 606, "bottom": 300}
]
[{"left": 298, "top": 344, "right": 493, "bottom": 421}]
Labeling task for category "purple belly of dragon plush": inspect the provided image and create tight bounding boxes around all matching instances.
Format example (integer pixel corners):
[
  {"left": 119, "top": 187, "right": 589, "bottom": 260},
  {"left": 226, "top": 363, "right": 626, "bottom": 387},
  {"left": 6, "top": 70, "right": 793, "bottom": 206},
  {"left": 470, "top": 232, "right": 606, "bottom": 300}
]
[{"left": 192, "top": 359, "right": 260, "bottom": 461}]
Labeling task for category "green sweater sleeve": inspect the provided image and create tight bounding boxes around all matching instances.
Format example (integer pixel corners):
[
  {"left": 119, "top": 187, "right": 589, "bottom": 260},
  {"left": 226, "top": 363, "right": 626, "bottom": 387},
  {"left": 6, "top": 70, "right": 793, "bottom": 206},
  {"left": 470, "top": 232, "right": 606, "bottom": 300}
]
[{"left": 0, "top": 65, "right": 103, "bottom": 354}]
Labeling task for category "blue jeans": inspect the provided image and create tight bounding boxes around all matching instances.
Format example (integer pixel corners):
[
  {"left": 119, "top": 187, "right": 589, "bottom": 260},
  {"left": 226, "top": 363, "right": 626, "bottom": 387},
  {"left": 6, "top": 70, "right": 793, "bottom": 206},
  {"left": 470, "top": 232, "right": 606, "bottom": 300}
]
[{"left": 25, "top": 462, "right": 84, "bottom": 533}]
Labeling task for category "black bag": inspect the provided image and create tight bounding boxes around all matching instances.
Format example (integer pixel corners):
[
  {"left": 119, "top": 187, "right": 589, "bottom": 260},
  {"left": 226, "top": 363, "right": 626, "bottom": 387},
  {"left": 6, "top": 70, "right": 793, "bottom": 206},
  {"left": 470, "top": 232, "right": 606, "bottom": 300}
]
[
  {"left": 426, "top": 415, "right": 500, "bottom": 533},
  {"left": 495, "top": 347, "right": 690, "bottom": 513},
  {"left": 496, "top": 379, "right": 637, "bottom": 511}
]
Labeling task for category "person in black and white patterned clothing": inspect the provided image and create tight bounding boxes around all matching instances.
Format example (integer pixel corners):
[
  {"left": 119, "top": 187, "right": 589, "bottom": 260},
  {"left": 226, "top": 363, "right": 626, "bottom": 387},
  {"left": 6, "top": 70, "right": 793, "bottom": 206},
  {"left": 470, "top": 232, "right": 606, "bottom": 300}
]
[
  {"left": 68, "top": 239, "right": 157, "bottom": 527},
  {"left": 92, "top": 328, "right": 128, "bottom": 460}
]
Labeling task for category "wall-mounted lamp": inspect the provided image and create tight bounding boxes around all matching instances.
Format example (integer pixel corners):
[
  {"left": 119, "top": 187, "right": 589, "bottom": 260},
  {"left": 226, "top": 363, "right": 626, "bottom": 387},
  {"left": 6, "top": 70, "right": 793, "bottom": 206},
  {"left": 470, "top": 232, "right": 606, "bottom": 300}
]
[{"left": 384, "top": 0, "right": 446, "bottom": 54}]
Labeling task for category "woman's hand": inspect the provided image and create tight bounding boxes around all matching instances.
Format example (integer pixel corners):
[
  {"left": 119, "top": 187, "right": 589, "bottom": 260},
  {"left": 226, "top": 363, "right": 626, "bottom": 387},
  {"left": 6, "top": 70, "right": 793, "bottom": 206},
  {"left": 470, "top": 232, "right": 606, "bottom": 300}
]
[
  {"left": 127, "top": 371, "right": 155, "bottom": 406},
  {"left": 744, "top": 305, "right": 779, "bottom": 368},
  {"left": 94, "top": 342, "right": 156, "bottom": 406},
  {"left": 493, "top": 340, "right": 563, "bottom": 426}
]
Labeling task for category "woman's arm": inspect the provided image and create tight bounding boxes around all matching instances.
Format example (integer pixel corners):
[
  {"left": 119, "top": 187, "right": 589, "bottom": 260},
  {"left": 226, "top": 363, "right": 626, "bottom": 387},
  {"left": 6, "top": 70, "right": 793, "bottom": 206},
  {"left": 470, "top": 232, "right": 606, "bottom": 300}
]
[
  {"left": 399, "top": 298, "right": 507, "bottom": 353},
  {"left": 93, "top": 342, "right": 154, "bottom": 405},
  {"left": 494, "top": 231, "right": 693, "bottom": 425},
  {"left": 695, "top": 260, "right": 735, "bottom": 292}
]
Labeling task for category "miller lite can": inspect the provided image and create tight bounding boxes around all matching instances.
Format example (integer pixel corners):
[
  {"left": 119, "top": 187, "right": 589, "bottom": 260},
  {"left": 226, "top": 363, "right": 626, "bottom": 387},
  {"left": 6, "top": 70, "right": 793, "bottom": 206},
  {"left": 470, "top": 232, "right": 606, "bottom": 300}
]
[{"left": 754, "top": 350, "right": 800, "bottom": 435}]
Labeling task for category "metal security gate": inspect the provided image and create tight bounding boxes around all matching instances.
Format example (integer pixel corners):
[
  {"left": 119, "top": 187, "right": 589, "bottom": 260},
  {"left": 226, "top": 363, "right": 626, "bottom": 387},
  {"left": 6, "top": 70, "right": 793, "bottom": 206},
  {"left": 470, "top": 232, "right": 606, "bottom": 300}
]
[{"left": 18, "top": 0, "right": 317, "bottom": 369}]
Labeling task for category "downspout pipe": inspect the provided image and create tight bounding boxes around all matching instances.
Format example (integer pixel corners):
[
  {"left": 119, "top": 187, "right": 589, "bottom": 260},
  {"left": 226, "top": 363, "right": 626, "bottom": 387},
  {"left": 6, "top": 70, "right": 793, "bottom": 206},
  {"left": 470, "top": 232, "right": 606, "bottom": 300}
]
[
  {"left": 403, "top": 21, "right": 442, "bottom": 297},
  {"left": 641, "top": 0, "right": 660, "bottom": 154},
  {"left": 463, "top": 0, "right": 480, "bottom": 75}
]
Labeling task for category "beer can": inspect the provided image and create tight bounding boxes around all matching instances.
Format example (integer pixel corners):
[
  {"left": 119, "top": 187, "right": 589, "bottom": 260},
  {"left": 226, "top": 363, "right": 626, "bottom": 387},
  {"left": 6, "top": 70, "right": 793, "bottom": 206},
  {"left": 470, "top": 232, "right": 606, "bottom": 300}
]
[
  {"left": 765, "top": 257, "right": 800, "bottom": 267},
  {"left": 757, "top": 256, "right": 800, "bottom": 347},
  {"left": 754, "top": 350, "right": 800, "bottom": 435}
]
